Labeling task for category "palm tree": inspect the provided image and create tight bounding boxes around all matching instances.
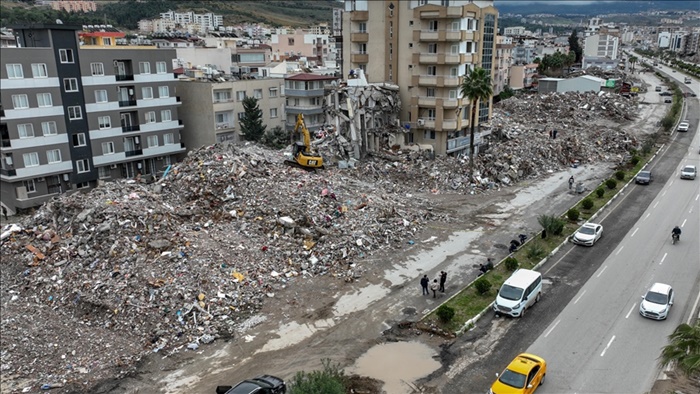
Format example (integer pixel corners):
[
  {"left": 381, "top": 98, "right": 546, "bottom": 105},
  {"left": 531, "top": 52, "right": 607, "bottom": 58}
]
[
  {"left": 659, "top": 322, "right": 700, "bottom": 379},
  {"left": 629, "top": 56, "right": 638, "bottom": 73},
  {"left": 459, "top": 66, "right": 493, "bottom": 175}
]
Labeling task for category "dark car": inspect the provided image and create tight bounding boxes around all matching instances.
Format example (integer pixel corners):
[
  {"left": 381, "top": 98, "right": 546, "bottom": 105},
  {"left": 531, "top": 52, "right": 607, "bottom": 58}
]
[
  {"left": 636, "top": 170, "right": 652, "bottom": 185},
  {"left": 659, "top": 91, "right": 673, "bottom": 96},
  {"left": 216, "top": 375, "right": 286, "bottom": 394}
]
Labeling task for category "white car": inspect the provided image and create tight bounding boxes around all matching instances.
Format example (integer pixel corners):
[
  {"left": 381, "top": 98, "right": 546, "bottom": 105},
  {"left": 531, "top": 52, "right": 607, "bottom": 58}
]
[
  {"left": 572, "top": 223, "right": 603, "bottom": 246},
  {"left": 640, "top": 283, "right": 674, "bottom": 320},
  {"left": 680, "top": 165, "right": 697, "bottom": 180},
  {"left": 677, "top": 121, "right": 689, "bottom": 132}
]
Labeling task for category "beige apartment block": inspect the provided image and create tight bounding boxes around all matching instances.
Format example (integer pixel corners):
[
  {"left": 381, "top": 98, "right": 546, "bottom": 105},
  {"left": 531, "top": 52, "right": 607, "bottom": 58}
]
[
  {"left": 342, "top": 0, "right": 498, "bottom": 156},
  {"left": 177, "top": 78, "right": 286, "bottom": 150}
]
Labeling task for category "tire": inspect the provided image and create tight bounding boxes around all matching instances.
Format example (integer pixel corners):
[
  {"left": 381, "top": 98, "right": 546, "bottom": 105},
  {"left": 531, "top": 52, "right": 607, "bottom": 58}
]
[
  {"left": 540, "top": 374, "right": 545, "bottom": 386},
  {"left": 520, "top": 307, "right": 526, "bottom": 318},
  {"left": 535, "top": 292, "right": 541, "bottom": 303}
]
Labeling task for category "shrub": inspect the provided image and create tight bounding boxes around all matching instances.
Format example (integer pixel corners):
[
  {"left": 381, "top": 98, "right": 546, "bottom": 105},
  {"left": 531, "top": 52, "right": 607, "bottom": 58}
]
[
  {"left": 537, "top": 214, "right": 565, "bottom": 236},
  {"left": 474, "top": 277, "right": 492, "bottom": 295},
  {"left": 504, "top": 257, "right": 519, "bottom": 271},
  {"left": 567, "top": 208, "right": 580, "bottom": 221},
  {"left": 615, "top": 171, "right": 625, "bottom": 181},
  {"left": 596, "top": 188, "right": 605, "bottom": 198},
  {"left": 605, "top": 179, "right": 617, "bottom": 189},
  {"left": 581, "top": 198, "right": 594, "bottom": 210},
  {"left": 631, "top": 156, "right": 640, "bottom": 166},
  {"left": 289, "top": 359, "right": 345, "bottom": 394},
  {"left": 436, "top": 305, "right": 456, "bottom": 323},
  {"left": 525, "top": 243, "right": 546, "bottom": 261}
]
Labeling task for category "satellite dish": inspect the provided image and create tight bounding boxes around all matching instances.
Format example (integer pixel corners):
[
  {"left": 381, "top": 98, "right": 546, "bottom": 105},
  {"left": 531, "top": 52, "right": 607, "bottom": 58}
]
[{"left": 56, "top": 19, "right": 63, "bottom": 24}]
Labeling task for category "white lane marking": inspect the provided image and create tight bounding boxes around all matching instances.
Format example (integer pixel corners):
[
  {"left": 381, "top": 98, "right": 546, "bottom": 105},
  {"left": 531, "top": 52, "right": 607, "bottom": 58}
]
[
  {"left": 691, "top": 206, "right": 694, "bottom": 214},
  {"left": 660, "top": 253, "right": 667, "bottom": 265},
  {"left": 662, "top": 190, "right": 667, "bottom": 196},
  {"left": 654, "top": 201, "right": 659, "bottom": 208},
  {"left": 615, "top": 245, "right": 624, "bottom": 255},
  {"left": 681, "top": 219, "right": 687, "bottom": 227},
  {"left": 631, "top": 227, "right": 639, "bottom": 237},
  {"left": 544, "top": 245, "right": 578, "bottom": 275},
  {"left": 644, "top": 213, "right": 651, "bottom": 221},
  {"left": 696, "top": 194, "right": 699, "bottom": 201},
  {"left": 597, "top": 266, "right": 608, "bottom": 278},
  {"left": 669, "top": 180, "right": 674, "bottom": 187},
  {"left": 574, "top": 290, "right": 587, "bottom": 304},
  {"left": 545, "top": 319, "right": 561, "bottom": 338},
  {"left": 601, "top": 335, "right": 616, "bottom": 356},
  {"left": 626, "top": 303, "right": 637, "bottom": 319}
]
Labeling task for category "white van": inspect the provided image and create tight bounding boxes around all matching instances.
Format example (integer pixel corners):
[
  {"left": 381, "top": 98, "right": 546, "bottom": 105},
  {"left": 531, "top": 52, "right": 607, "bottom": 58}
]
[{"left": 493, "top": 269, "right": 542, "bottom": 318}]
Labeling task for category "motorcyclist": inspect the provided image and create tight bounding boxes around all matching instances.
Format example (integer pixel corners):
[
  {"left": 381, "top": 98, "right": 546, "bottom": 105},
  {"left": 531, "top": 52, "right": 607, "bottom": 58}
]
[{"left": 672, "top": 226, "right": 682, "bottom": 240}]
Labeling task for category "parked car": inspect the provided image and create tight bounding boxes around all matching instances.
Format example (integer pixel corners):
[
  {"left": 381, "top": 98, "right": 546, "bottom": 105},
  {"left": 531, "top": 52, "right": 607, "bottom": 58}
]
[
  {"left": 677, "top": 121, "right": 690, "bottom": 132},
  {"left": 664, "top": 97, "right": 673, "bottom": 103},
  {"left": 655, "top": 86, "right": 662, "bottom": 92},
  {"left": 680, "top": 165, "right": 697, "bottom": 180},
  {"left": 635, "top": 170, "right": 652, "bottom": 184},
  {"left": 640, "top": 283, "right": 674, "bottom": 320},
  {"left": 659, "top": 91, "right": 673, "bottom": 96},
  {"left": 572, "top": 223, "right": 603, "bottom": 246},
  {"left": 216, "top": 375, "right": 286, "bottom": 394},
  {"left": 490, "top": 353, "right": 547, "bottom": 394}
]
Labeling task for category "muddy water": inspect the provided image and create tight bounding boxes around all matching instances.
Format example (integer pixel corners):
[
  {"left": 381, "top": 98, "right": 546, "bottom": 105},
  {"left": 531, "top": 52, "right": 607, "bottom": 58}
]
[{"left": 349, "top": 341, "right": 441, "bottom": 394}]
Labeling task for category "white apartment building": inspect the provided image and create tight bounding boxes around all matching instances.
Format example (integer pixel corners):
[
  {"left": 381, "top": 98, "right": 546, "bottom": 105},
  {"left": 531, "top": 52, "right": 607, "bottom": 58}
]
[{"left": 584, "top": 34, "right": 619, "bottom": 60}]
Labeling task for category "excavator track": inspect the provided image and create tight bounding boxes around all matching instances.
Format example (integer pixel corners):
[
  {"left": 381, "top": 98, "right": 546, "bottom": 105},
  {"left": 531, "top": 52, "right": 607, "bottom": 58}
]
[{"left": 284, "top": 160, "right": 323, "bottom": 172}]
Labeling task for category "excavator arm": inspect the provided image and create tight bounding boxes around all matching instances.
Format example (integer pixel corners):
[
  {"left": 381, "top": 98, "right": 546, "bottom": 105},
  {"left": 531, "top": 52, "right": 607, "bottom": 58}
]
[
  {"left": 288, "top": 113, "right": 324, "bottom": 169},
  {"left": 293, "top": 114, "right": 311, "bottom": 154}
]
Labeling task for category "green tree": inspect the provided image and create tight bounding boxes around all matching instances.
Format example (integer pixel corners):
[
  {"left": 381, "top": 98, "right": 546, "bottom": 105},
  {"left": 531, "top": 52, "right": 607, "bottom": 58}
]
[
  {"left": 568, "top": 29, "right": 583, "bottom": 63},
  {"left": 261, "top": 126, "right": 289, "bottom": 149},
  {"left": 659, "top": 322, "right": 700, "bottom": 379},
  {"left": 240, "top": 96, "right": 266, "bottom": 142},
  {"left": 459, "top": 66, "right": 493, "bottom": 176},
  {"left": 289, "top": 359, "right": 345, "bottom": 394},
  {"left": 629, "top": 55, "right": 638, "bottom": 73}
]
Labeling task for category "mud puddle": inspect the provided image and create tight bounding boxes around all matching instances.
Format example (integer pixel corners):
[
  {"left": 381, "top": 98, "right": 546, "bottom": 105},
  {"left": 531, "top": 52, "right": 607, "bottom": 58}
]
[{"left": 348, "top": 341, "right": 441, "bottom": 394}]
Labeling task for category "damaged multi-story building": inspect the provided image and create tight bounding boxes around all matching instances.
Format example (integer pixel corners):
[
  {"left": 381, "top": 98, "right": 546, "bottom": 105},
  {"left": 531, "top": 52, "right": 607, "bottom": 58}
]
[{"left": 341, "top": 0, "right": 498, "bottom": 156}]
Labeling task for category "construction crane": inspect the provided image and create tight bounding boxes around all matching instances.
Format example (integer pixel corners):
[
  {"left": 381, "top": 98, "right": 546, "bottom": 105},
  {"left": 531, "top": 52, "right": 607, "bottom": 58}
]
[{"left": 286, "top": 114, "right": 324, "bottom": 170}]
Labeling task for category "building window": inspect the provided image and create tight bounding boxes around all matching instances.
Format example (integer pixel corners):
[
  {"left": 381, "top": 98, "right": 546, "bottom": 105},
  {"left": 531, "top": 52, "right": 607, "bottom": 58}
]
[
  {"left": 76, "top": 159, "right": 90, "bottom": 173},
  {"left": 163, "top": 133, "right": 174, "bottom": 145},
  {"left": 63, "top": 78, "right": 79, "bottom": 92},
  {"left": 59, "top": 49, "right": 74, "bottom": 63},
  {"left": 160, "top": 110, "right": 172, "bottom": 122},
  {"left": 419, "top": 0, "right": 427, "bottom": 5},
  {"left": 73, "top": 133, "right": 86, "bottom": 147},
  {"left": 424, "top": 130, "right": 436, "bottom": 139},
  {"left": 156, "top": 61, "right": 167, "bottom": 73},
  {"left": 270, "top": 108, "right": 278, "bottom": 118},
  {"left": 428, "top": 43, "right": 437, "bottom": 54},
  {"left": 358, "top": 22, "right": 367, "bottom": 33},
  {"left": 145, "top": 111, "right": 156, "bottom": 123},
  {"left": 139, "top": 62, "right": 151, "bottom": 74},
  {"left": 18, "top": 124, "right": 34, "bottom": 139},
  {"left": 155, "top": 86, "right": 169, "bottom": 99},
  {"left": 358, "top": 43, "right": 367, "bottom": 54},
  {"left": 213, "top": 90, "right": 231, "bottom": 102},
  {"left": 6, "top": 64, "right": 23, "bottom": 79},
  {"left": 24, "top": 179, "right": 36, "bottom": 193},
  {"left": 31, "top": 63, "right": 48, "bottom": 78},
  {"left": 103, "top": 37, "right": 112, "bottom": 46},
  {"left": 102, "top": 142, "right": 115, "bottom": 155},
  {"left": 450, "top": 67, "right": 459, "bottom": 76},
  {"left": 254, "top": 89, "right": 263, "bottom": 99},
  {"left": 68, "top": 106, "right": 82, "bottom": 120},
  {"left": 98, "top": 167, "right": 111, "bottom": 179},
  {"left": 37, "top": 93, "right": 52, "bottom": 107},
  {"left": 426, "top": 88, "right": 435, "bottom": 97},
  {"left": 23, "top": 152, "right": 40, "bottom": 167},
  {"left": 142, "top": 87, "right": 153, "bottom": 99},
  {"left": 269, "top": 88, "right": 278, "bottom": 98},
  {"left": 147, "top": 135, "right": 159, "bottom": 148},
  {"left": 288, "top": 38, "right": 295, "bottom": 45},
  {"left": 98, "top": 116, "right": 111, "bottom": 129},
  {"left": 164, "top": 155, "right": 172, "bottom": 166},
  {"left": 91, "top": 62, "right": 104, "bottom": 76},
  {"left": 427, "top": 66, "right": 437, "bottom": 76},
  {"left": 76, "top": 181, "right": 90, "bottom": 189},
  {"left": 95, "top": 89, "right": 108, "bottom": 103},
  {"left": 451, "top": 21, "right": 460, "bottom": 31},
  {"left": 441, "top": 0, "right": 450, "bottom": 6},
  {"left": 449, "top": 90, "right": 458, "bottom": 99},
  {"left": 428, "top": 20, "right": 438, "bottom": 32},
  {"left": 427, "top": 109, "right": 436, "bottom": 120},
  {"left": 47, "top": 149, "right": 61, "bottom": 164},
  {"left": 236, "top": 91, "right": 246, "bottom": 101},
  {"left": 451, "top": 44, "right": 459, "bottom": 55},
  {"left": 12, "top": 94, "right": 29, "bottom": 109},
  {"left": 238, "top": 112, "right": 246, "bottom": 121},
  {"left": 42, "top": 121, "right": 57, "bottom": 136}
]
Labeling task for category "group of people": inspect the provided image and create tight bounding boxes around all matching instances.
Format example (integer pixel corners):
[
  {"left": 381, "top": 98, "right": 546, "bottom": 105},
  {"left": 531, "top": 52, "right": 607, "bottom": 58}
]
[{"left": 420, "top": 271, "right": 447, "bottom": 298}]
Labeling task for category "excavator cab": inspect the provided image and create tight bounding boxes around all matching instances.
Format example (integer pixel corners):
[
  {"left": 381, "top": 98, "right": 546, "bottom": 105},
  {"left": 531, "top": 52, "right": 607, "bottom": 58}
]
[{"left": 287, "top": 114, "right": 324, "bottom": 169}]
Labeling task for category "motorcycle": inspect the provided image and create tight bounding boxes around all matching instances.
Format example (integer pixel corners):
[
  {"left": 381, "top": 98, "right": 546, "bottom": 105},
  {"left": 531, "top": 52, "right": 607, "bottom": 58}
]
[{"left": 672, "top": 233, "right": 680, "bottom": 245}]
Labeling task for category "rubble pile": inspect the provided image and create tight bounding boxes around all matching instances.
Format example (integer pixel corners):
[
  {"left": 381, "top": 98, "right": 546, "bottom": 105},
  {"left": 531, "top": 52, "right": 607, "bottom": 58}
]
[{"left": 0, "top": 143, "right": 447, "bottom": 392}]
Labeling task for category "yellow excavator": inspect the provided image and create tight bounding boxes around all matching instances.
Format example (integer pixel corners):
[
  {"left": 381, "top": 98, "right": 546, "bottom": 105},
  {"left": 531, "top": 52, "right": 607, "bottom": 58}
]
[{"left": 286, "top": 113, "right": 324, "bottom": 169}]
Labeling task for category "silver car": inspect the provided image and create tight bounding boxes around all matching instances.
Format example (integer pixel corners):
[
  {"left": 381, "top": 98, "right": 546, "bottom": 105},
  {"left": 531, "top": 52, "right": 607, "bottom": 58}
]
[
  {"left": 680, "top": 165, "right": 697, "bottom": 180},
  {"left": 640, "top": 283, "right": 674, "bottom": 320}
]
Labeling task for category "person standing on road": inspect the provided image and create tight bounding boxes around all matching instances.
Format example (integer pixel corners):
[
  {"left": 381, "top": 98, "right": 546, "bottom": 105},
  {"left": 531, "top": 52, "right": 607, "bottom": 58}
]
[
  {"left": 420, "top": 275, "right": 429, "bottom": 296},
  {"left": 568, "top": 175, "right": 575, "bottom": 190},
  {"left": 439, "top": 271, "right": 447, "bottom": 293},
  {"left": 430, "top": 279, "right": 439, "bottom": 298},
  {"left": 1, "top": 206, "right": 7, "bottom": 220}
]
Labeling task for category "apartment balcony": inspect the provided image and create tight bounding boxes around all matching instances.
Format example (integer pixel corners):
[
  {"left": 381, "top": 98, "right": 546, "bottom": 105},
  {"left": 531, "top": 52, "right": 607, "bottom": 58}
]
[
  {"left": 441, "top": 98, "right": 460, "bottom": 109},
  {"left": 444, "top": 30, "right": 462, "bottom": 41},
  {"left": 418, "top": 97, "right": 437, "bottom": 107},
  {"left": 442, "top": 119, "right": 458, "bottom": 130},
  {"left": 115, "top": 74, "right": 134, "bottom": 81},
  {"left": 1, "top": 168, "right": 16, "bottom": 177},
  {"left": 286, "top": 105, "right": 324, "bottom": 115},
  {"left": 119, "top": 99, "right": 137, "bottom": 107},
  {"left": 416, "top": 118, "right": 436, "bottom": 129},
  {"left": 351, "top": 52, "right": 369, "bottom": 63},
  {"left": 1, "top": 139, "right": 10, "bottom": 148},
  {"left": 350, "top": 11, "right": 368, "bottom": 21},
  {"left": 350, "top": 32, "right": 369, "bottom": 42},
  {"left": 417, "top": 30, "right": 439, "bottom": 42},
  {"left": 215, "top": 122, "right": 234, "bottom": 131},
  {"left": 443, "top": 54, "right": 461, "bottom": 64},
  {"left": 462, "top": 31, "right": 476, "bottom": 41},
  {"left": 122, "top": 125, "right": 140, "bottom": 133},
  {"left": 418, "top": 53, "right": 439, "bottom": 64},
  {"left": 417, "top": 75, "right": 437, "bottom": 86},
  {"left": 440, "top": 76, "right": 461, "bottom": 87},
  {"left": 125, "top": 149, "right": 143, "bottom": 158},
  {"left": 415, "top": 5, "right": 462, "bottom": 19}
]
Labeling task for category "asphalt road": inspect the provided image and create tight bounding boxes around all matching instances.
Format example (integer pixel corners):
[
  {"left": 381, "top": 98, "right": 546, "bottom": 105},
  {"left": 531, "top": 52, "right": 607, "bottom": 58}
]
[{"left": 443, "top": 67, "right": 699, "bottom": 394}]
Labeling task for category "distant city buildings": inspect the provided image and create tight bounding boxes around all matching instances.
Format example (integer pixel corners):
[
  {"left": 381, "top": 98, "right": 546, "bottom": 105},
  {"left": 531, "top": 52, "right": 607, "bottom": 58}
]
[{"left": 40, "top": 0, "right": 97, "bottom": 13}]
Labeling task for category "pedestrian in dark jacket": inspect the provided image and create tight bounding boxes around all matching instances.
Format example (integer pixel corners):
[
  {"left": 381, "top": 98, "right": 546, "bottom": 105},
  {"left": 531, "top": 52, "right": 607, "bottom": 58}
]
[
  {"left": 420, "top": 275, "right": 429, "bottom": 295},
  {"left": 430, "top": 279, "right": 439, "bottom": 298},
  {"left": 439, "top": 271, "right": 447, "bottom": 292}
]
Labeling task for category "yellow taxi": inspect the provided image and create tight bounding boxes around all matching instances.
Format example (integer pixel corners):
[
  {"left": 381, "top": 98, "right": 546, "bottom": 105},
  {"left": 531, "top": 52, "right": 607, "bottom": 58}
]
[{"left": 489, "top": 353, "right": 546, "bottom": 394}]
